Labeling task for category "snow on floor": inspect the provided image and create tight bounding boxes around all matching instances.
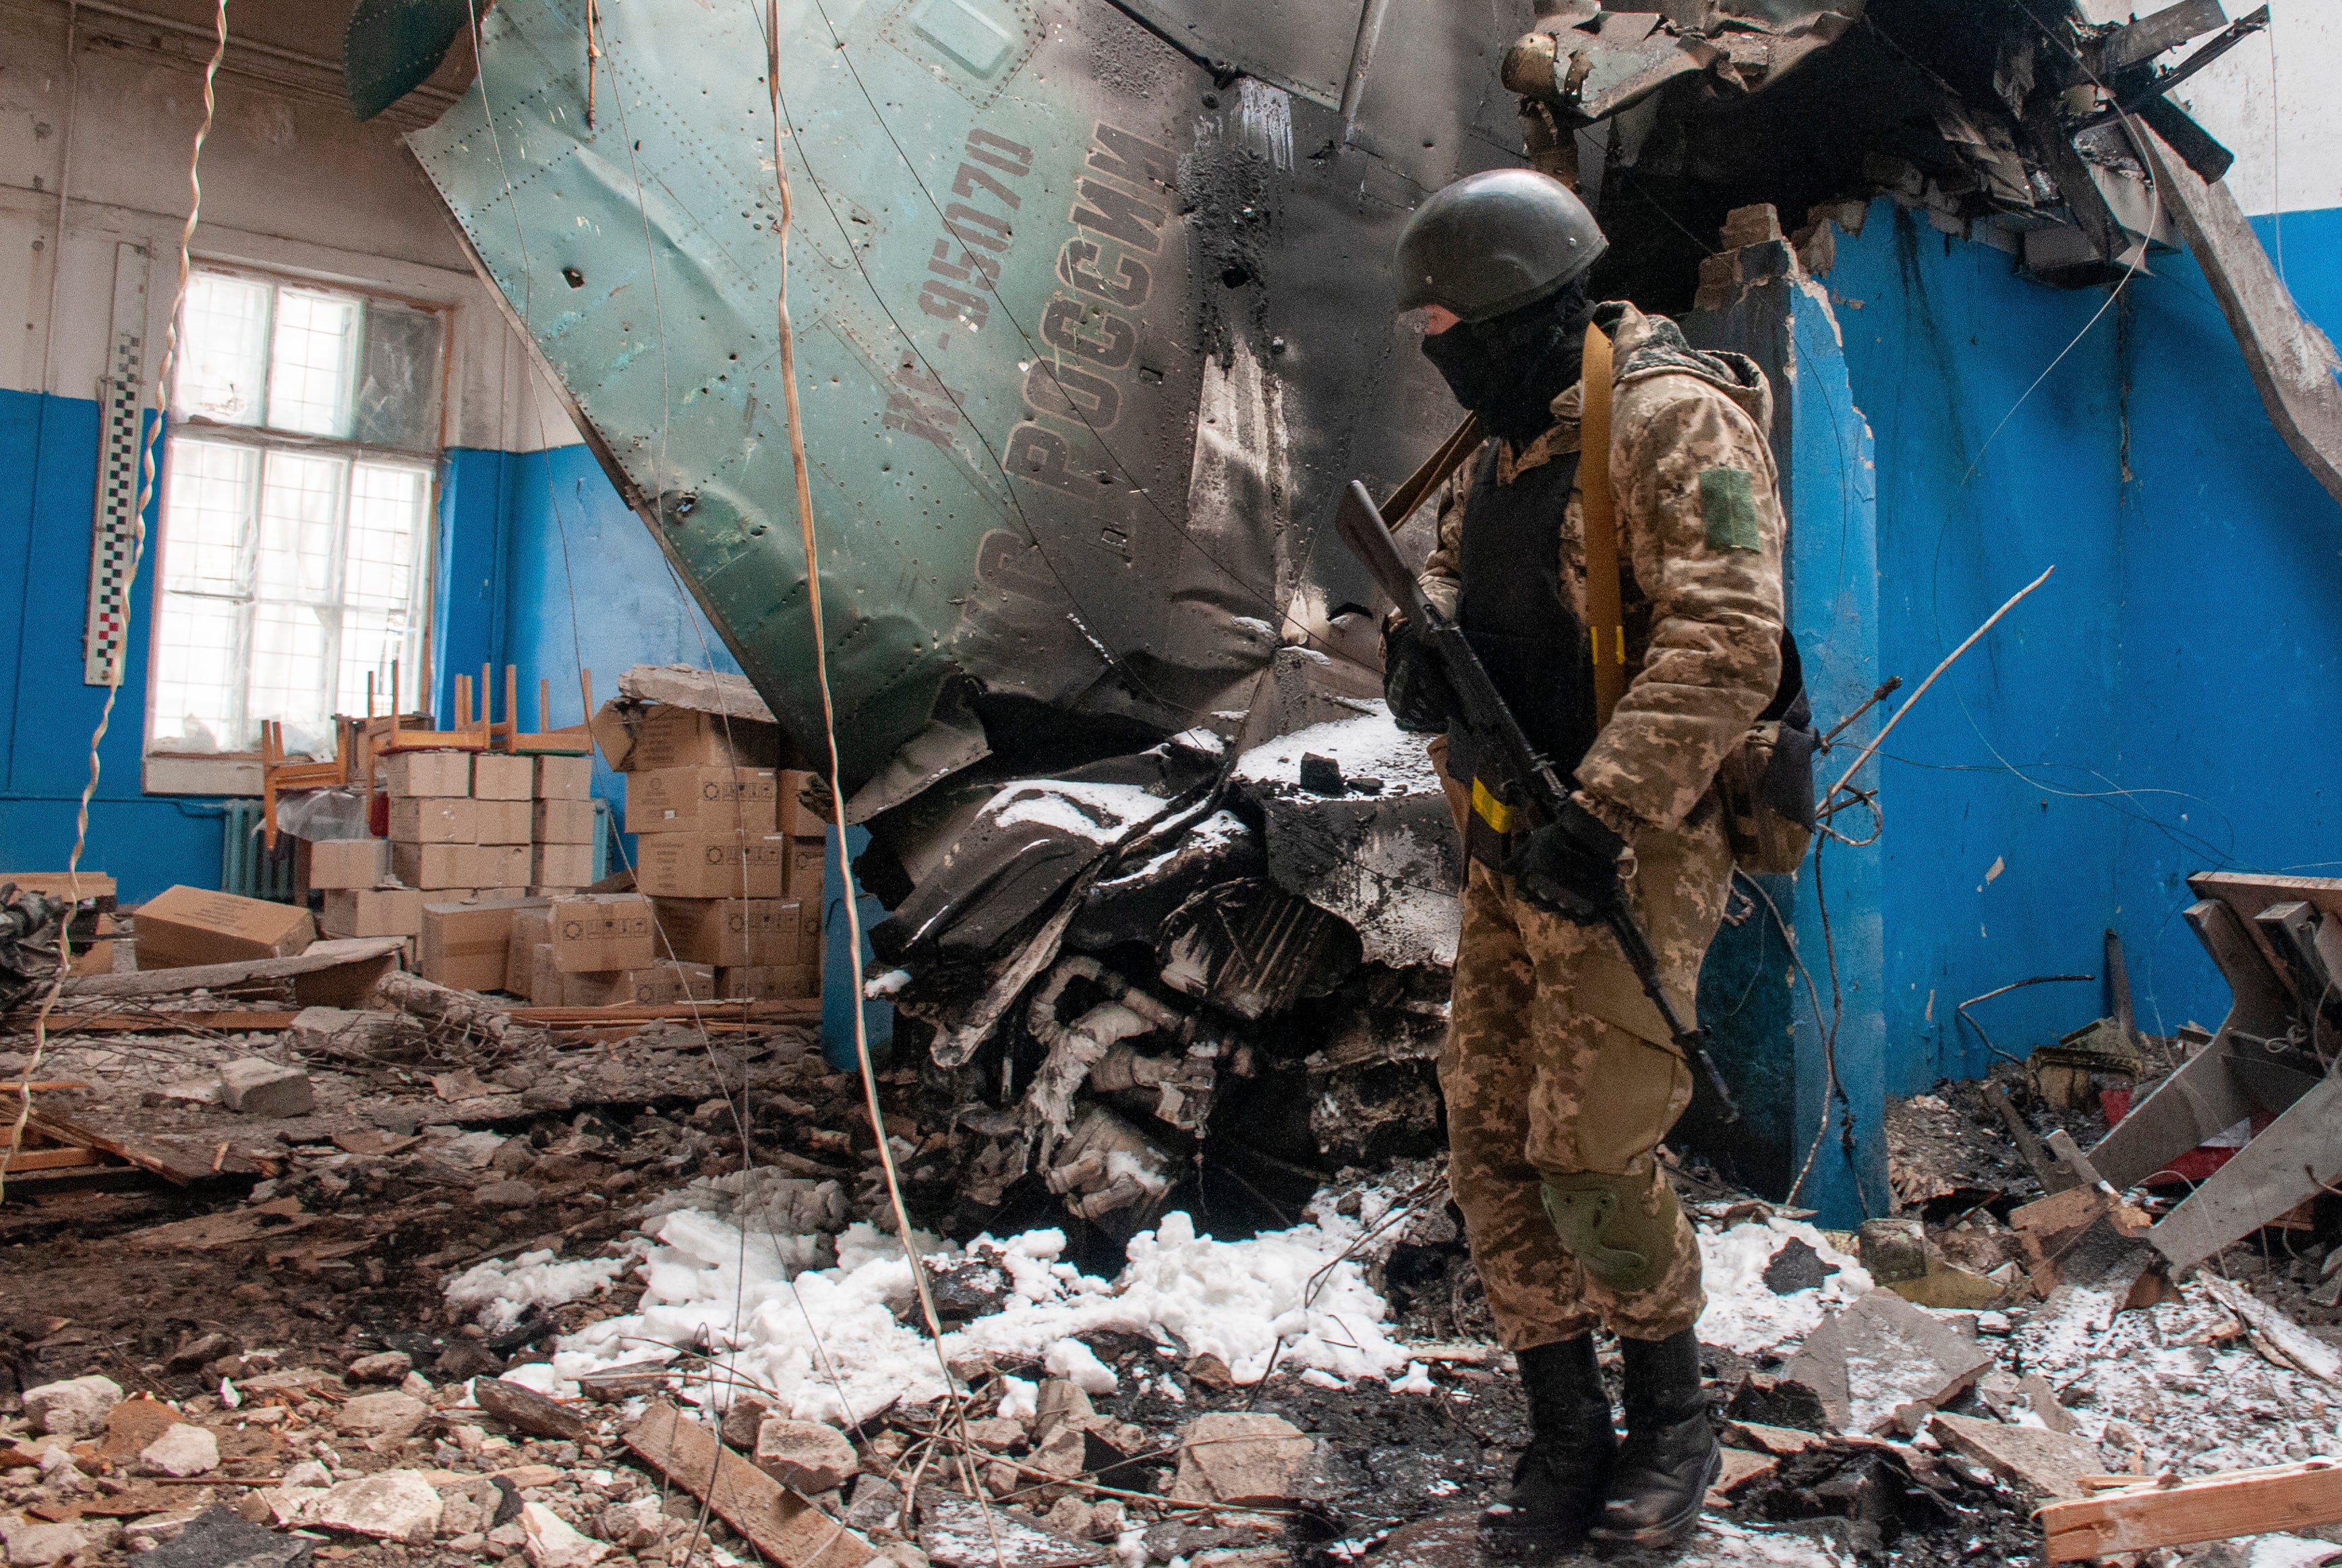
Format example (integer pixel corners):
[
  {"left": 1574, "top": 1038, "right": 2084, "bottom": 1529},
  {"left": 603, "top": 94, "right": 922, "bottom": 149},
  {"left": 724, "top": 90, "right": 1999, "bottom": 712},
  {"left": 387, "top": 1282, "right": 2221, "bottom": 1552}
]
[
  {"left": 503, "top": 1197, "right": 1427, "bottom": 1422},
  {"left": 1695, "top": 1219, "right": 1871, "bottom": 1355},
  {"left": 2014, "top": 1277, "right": 2342, "bottom": 1476}
]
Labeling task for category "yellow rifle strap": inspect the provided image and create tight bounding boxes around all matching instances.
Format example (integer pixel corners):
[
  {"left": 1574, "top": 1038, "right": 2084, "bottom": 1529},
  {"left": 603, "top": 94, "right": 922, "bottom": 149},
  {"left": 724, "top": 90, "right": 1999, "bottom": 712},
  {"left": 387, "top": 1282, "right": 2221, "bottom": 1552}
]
[
  {"left": 1380, "top": 413, "right": 1483, "bottom": 532},
  {"left": 1581, "top": 321, "right": 1627, "bottom": 725}
]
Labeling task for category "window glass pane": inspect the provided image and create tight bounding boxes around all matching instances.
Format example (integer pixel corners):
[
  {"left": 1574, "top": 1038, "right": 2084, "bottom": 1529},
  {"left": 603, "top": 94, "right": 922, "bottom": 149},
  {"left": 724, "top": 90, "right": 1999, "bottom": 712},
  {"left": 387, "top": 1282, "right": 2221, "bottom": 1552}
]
[
  {"left": 175, "top": 274, "right": 270, "bottom": 425},
  {"left": 347, "top": 461, "right": 428, "bottom": 610},
  {"left": 160, "top": 439, "right": 257, "bottom": 594},
  {"left": 267, "top": 289, "right": 359, "bottom": 438},
  {"left": 151, "top": 591, "right": 243, "bottom": 750},
  {"left": 353, "top": 303, "right": 444, "bottom": 452},
  {"left": 337, "top": 608, "right": 411, "bottom": 718},
  {"left": 257, "top": 450, "right": 347, "bottom": 603},
  {"left": 248, "top": 603, "right": 334, "bottom": 732}
]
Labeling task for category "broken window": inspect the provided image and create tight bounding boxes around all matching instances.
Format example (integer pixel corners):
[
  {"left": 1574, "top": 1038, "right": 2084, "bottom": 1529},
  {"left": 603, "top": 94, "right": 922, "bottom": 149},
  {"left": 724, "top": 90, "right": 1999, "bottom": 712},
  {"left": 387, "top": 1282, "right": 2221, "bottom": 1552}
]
[{"left": 148, "top": 269, "right": 444, "bottom": 758}]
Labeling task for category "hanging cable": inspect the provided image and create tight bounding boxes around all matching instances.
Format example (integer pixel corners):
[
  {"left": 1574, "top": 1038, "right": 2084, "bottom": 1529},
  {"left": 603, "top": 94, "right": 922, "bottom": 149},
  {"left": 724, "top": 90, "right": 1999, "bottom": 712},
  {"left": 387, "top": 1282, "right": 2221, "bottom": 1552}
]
[{"left": 8, "top": 0, "right": 229, "bottom": 1202}]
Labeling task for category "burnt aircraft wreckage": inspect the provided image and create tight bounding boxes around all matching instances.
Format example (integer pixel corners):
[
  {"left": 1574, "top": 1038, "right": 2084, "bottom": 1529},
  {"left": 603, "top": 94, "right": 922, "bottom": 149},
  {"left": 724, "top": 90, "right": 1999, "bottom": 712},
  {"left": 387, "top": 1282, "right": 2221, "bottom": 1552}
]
[{"left": 343, "top": 0, "right": 2323, "bottom": 1252}]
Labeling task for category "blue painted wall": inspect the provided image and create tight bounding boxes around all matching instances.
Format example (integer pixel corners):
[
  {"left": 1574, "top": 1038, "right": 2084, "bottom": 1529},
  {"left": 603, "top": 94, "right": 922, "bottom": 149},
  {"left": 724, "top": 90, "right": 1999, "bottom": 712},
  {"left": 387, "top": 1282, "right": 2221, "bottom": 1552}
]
[
  {"left": 0, "top": 389, "right": 232, "bottom": 894},
  {"left": 1823, "top": 201, "right": 2342, "bottom": 1090},
  {"left": 437, "top": 443, "right": 748, "bottom": 864}
]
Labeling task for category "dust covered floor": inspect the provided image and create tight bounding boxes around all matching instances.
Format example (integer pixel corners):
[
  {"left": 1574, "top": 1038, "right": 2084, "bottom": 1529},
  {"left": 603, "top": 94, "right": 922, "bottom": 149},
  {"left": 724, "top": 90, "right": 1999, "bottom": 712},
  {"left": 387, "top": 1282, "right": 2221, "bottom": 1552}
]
[{"left": 7, "top": 1017, "right": 2342, "bottom": 1568}]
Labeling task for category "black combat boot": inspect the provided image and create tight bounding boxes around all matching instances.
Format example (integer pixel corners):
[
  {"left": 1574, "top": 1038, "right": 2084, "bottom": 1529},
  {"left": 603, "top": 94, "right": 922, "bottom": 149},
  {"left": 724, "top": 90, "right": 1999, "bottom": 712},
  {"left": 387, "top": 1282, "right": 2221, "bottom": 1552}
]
[
  {"left": 1589, "top": 1329, "right": 1719, "bottom": 1549},
  {"left": 1480, "top": 1335, "right": 1617, "bottom": 1555}
]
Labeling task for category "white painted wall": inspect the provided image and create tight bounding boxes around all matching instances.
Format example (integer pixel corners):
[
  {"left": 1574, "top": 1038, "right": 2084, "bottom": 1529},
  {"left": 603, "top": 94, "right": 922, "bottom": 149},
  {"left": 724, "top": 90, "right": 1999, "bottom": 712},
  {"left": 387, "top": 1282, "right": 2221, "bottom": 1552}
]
[
  {"left": 0, "top": 0, "right": 584, "bottom": 450},
  {"left": 2080, "top": 0, "right": 2342, "bottom": 220}
]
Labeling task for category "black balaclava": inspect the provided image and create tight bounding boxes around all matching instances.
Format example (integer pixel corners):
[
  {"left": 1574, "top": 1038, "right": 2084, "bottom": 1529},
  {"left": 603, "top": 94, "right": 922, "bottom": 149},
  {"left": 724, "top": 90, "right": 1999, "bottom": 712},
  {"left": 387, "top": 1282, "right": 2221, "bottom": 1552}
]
[{"left": 1419, "top": 275, "right": 1598, "bottom": 446}]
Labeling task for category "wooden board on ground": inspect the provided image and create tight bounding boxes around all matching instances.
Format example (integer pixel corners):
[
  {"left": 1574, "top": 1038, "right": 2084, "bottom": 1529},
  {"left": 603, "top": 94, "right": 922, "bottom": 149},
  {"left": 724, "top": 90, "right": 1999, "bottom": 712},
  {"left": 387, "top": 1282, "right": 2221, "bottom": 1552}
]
[
  {"left": 2039, "top": 1457, "right": 2342, "bottom": 1562},
  {"left": 24, "top": 1112, "right": 215, "bottom": 1186},
  {"left": 625, "top": 1399, "right": 873, "bottom": 1568},
  {"left": 516, "top": 999, "right": 821, "bottom": 1026},
  {"left": 54, "top": 937, "right": 402, "bottom": 1008},
  {"left": 21, "top": 1011, "right": 300, "bottom": 1035}
]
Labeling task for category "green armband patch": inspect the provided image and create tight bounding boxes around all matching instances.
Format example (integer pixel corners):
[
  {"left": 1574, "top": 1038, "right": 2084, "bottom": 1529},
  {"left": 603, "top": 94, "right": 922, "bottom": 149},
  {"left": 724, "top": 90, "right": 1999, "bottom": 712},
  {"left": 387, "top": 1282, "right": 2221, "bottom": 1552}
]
[{"left": 1699, "top": 467, "right": 1761, "bottom": 552}]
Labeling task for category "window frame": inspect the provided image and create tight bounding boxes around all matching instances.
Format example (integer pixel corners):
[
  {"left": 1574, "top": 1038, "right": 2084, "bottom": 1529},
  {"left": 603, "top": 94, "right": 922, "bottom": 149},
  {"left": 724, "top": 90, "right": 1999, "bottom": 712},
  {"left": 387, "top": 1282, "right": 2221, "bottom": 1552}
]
[{"left": 144, "top": 261, "right": 453, "bottom": 792}]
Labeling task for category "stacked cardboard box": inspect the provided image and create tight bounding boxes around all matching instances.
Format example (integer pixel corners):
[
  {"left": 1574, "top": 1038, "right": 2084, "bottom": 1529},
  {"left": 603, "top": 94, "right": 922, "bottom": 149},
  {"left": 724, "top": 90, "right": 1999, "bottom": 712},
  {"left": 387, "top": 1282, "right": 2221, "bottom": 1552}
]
[
  {"left": 608, "top": 705, "right": 824, "bottom": 1002},
  {"left": 497, "top": 892, "right": 709, "bottom": 1006},
  {"left": 379, "top": 751, "right": 596, "bottom": 906}
]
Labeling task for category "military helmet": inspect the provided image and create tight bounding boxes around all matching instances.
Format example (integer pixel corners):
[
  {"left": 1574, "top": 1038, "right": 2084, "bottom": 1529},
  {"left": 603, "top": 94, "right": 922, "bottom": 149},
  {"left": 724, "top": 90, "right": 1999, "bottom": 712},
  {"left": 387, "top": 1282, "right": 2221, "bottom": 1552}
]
[{"left": 1393, "top": 169, "right": 1608, "bottom": 322}]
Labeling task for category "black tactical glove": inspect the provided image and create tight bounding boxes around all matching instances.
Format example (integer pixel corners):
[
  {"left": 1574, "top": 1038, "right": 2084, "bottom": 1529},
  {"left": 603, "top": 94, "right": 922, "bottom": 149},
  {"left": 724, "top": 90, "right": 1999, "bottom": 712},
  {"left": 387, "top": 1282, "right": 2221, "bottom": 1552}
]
[
  {"left": 1504, "top": 798, "right": 1628, "bottom": 923},
  {"left": 1383, "top": 618, "right": 1456, "bottom": 734}
]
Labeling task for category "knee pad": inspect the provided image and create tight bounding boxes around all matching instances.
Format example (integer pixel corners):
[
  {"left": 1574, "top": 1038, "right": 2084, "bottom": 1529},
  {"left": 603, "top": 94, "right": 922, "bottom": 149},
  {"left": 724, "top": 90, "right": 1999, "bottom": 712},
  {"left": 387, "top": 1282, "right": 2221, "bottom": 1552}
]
[{"left": 1540, "top": 1171, "right": 1681, "bottom": 1296}]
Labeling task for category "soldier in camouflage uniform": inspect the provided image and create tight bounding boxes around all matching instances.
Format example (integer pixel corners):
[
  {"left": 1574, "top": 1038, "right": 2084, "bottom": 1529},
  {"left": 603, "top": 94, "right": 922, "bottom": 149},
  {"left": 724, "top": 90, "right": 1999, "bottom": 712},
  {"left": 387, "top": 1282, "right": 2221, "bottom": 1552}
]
[{"left": 1380, "top": 169, "right": 1786, "bottom": 1553}]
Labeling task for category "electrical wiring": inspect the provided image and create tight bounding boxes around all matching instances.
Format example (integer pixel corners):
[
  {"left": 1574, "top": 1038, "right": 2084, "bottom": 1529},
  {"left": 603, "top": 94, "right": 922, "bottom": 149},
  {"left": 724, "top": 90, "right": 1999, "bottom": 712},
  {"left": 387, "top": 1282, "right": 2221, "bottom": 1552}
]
[{"left": 7, "top": 0, "right": 227, "bottom": 1204}]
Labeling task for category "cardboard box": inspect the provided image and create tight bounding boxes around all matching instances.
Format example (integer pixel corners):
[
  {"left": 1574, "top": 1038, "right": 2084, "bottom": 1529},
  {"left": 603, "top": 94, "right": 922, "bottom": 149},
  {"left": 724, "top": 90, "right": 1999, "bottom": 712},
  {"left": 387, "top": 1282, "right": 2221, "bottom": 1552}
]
[
  {"left": 624, "top": 766, "right": 778, "bottom": 835},
  {"left": 322, "top": 888, "right": 427, "bottom": 939},
  {"left": 525, "top": 942, "right": 563, "bottom": 1005},
  {"left": 135, "top": 885, "right": 315, "bottom": 970},
  {"left": 625, "top": 705, "right": 782, "bottom": 772},
  {"left": 533, "top": 843, "right": 595, "bottom": 890},
  {"left": 653, "top": 897, "right": 815, "bottom": 968},
  {"left": 713, "top": 964, "right": 819, "bottom": 1001},
  {"left": 384, "top": 751, "right": 473, "bottom": 798},
  {"left": 535, "top": 754, "right": 594, "bottom": 801},
  {"left": 390, "top": 797, "right": 478, "bottom": 844},
  {"left": 533, "top": 798, "right": 597, "bottom": 844},
  {"left": 508, "top": 906, "right": 553, "bottom": 993},
  {"left": 784, "top": 838, "right": 827, "bottom": 899},
  {"left": 546, "top": 892, "right": 656, "bottom": 972},
  {"left": 634, "top": 833, "right": 787, "bottom": 898},
  {"left": 392, "top": 841, "right": 472, "bottom": 890},
  {"left": 589, "top": 700, "right": 637, "bottom": 773},
  {"left": 466, "top": 844, "right": 534, "bottom": 888},
  {"left": 419, "top": 898, "right": 536, "bottom": 991},
  {"left": 306, "top": 838, "right": 390, "bottom": 890},
  {"left": 566, "top": 960, "right": 715, "bottom": 1008},
  {"left": 775, "top": 770, "right": 827, "bottom": 838},
  {"left": 473, "top": 799, "right": 533, "bottom": 844},
  {"left": 471, "top": 753, "right": 535, "bottom": 800}
]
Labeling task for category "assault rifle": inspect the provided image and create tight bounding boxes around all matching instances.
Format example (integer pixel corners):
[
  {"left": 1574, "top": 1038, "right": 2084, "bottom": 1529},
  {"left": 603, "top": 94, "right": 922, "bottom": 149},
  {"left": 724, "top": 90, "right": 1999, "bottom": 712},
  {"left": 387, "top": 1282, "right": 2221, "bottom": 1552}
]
[{"left": 1335, "top": 480, "right": 1740, "bottom": 1121}]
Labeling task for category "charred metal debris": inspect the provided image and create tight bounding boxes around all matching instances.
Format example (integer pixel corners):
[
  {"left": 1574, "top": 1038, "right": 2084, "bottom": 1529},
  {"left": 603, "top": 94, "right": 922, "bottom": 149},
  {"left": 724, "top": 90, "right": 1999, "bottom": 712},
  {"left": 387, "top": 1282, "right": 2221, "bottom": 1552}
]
[{"left": 1498, "top": 0, "right": 2268, "bottom": 306}]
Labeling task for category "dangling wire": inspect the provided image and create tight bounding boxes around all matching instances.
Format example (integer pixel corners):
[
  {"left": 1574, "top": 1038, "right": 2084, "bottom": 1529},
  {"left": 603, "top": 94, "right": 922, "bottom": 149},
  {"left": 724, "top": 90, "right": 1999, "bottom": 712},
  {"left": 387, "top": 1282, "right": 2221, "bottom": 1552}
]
[{"left": 8, "top": 0, "right": 230, "bottom": 1201}]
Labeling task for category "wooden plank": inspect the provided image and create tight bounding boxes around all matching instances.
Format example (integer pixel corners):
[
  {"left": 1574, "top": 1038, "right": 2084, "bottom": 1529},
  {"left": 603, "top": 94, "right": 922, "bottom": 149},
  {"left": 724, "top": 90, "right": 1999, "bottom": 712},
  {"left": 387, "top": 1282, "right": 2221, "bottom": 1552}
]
[
  {"left": 624, "top": 1400, "right": 874, "bottom": 1568},
  {"left": 54, "top": 937, "right": 403, "bottom": 1004},
  {"left": 513, "top": 999, "right": 821, "bottom": 1025},
  {"left": 23, "top": 1012, "right": 299, "bottom": 1034},
  {"left": 25, "top": 1113, "right": 212, "bottom": 1186},
  {"left": 0, "top": 1146, "right": 105, "bottom": 1172},
  {"left": 2040, "top": 1458, "right": 2342, "bottom": 1562}
]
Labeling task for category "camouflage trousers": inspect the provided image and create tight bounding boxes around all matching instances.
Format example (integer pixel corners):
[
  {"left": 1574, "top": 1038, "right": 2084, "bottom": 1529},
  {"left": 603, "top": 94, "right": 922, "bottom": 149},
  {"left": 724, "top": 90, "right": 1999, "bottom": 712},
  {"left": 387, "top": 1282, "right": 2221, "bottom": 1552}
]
[{"left": 1438, "top": 811, "right": 1733, "bottom": 1348}]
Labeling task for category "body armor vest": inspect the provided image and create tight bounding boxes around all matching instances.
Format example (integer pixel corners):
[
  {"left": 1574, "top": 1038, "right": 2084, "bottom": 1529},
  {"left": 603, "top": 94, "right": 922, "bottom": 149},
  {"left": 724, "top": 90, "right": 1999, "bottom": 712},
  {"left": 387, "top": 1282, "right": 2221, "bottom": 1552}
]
[{"left": 1448, "top": 438, "right": 1598, "bottom": 862}]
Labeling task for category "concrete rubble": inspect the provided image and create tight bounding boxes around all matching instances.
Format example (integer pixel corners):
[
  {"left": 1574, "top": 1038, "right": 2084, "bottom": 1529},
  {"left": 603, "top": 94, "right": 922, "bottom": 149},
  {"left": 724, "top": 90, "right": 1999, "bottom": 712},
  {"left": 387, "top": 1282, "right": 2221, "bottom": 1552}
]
[{"left": 6, "top": 956, "right": 2342, "bottom": 1568}]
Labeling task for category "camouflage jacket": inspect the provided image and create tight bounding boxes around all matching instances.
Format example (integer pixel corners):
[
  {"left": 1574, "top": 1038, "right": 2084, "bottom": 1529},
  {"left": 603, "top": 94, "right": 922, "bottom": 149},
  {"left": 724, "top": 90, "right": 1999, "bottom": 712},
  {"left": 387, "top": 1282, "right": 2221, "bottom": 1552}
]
[{"left": 1417, "top": 301, "right": 1786, "bottom": 834}]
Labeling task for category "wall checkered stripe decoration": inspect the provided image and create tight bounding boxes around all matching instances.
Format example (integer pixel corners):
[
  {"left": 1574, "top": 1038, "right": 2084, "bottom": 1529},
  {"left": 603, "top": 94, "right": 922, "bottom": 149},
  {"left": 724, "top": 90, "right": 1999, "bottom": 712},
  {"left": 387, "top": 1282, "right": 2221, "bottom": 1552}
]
[{"left": 86, "top": 243, "right": 151, "bottom": 687}]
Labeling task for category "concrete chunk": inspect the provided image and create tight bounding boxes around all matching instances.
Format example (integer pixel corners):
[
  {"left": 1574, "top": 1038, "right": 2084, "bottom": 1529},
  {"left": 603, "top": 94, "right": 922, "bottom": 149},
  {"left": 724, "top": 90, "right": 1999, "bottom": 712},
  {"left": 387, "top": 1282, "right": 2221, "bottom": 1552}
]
[
  {"left": 347, "top": 1350, "right": 413, "bottom": 1384},
  {"left": 0, "top": 1519, "right": 85, "bottom": 1567},
  {"left": 1782, "top": 1288, "right": 1993, "bottom": 1435},
  {"left": 520, "top": 1500, "right": 610, "bottom": 1568},
  {"left": 218, "top": 1057, "right": 314, "bottom": 1116},
  {"left": 336, "top": 1390, "right": 428, "bottom": 1438},
  {"left": 1170, "top": 1412, "right": 1316, "bottom": 1507},
  {"left": 316, "top": 1469, "right": 444, "bottom": 1542},
  {"left": 1929, "top": 1412, "right": 2103, "bottom": 1500},
  {"left": 753, "top": 1416, "right": 858, "bottom": 1493},
  {"left": 22, "top": 1374, "right": 122, "bottom": 1439},
  {"left": 475, "top": 1376, "right": 590, "bottom": 1441},
  {"left": 138, "top": 1422, "right": 221, "bottom": 1477}
]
